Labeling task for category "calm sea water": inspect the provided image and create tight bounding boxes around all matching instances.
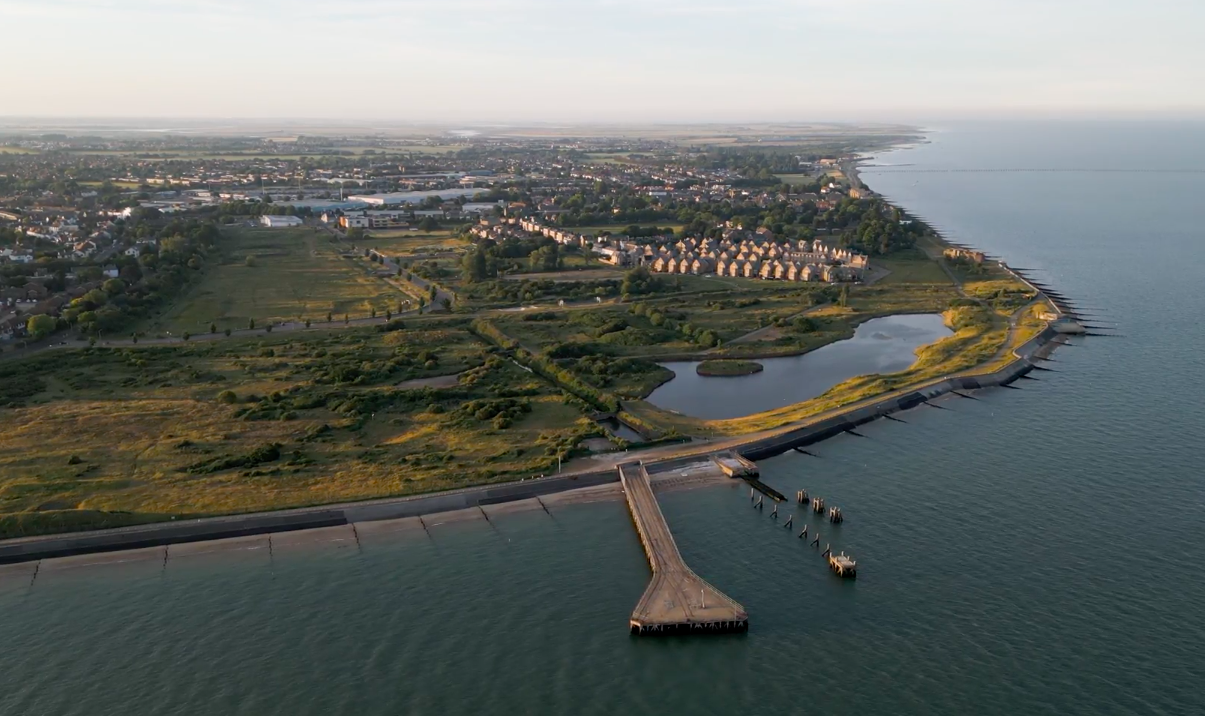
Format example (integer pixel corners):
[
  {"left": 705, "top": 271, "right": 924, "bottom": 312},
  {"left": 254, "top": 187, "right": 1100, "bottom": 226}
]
[
  {"left": 4, "top": 121, "right": 1204, "bottom": 715},
  {"left": 647, "top": 314, "right": 951, "bottom": 419}
]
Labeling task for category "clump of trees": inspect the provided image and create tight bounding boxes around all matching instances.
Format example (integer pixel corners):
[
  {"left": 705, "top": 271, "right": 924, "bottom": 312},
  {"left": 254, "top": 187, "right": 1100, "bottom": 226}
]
[
  {"left": 628, "top": 302, "right": 719, "bottom": 348},
  {"left": 79, "top": 220, "right": 219, "bottom": 338},
  {"left": 453, "top": 398, "right": 531, "bottom": 430},
  {"left": 461, "top": 236, "right": 567, "bottom": 284},
  {"left": 620, "top": 267, "right": 666, "bottom": 298},
  {"left": 185, "top": 443, "right": 281, "bottom": 474}
]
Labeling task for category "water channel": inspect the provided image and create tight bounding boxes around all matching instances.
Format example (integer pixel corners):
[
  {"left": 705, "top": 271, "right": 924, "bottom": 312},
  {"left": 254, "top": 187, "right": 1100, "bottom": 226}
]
[{"left": 645, "top": 313, "right": 952, "bottom": 419}]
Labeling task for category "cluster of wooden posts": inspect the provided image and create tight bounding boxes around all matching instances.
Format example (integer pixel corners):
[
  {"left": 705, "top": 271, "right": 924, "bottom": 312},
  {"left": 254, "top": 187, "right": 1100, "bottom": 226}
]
[{"left": 749, "top": 486, "right": 857, "bottom": 579}]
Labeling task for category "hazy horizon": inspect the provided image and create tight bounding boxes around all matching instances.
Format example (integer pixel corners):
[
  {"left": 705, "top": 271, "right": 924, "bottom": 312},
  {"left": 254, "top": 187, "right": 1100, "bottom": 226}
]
[{"left": 3, "top": 0, "right": 1202, "bottom": 122}]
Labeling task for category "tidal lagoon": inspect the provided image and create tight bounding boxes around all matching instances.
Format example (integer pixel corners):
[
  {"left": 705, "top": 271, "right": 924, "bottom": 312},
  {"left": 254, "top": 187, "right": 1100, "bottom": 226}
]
[
  {"left": 646, "top": 313, "right": 952, "bottom": 419},
  {"left": 3, "top": 122, "right": 1203, "bottom": 715}
]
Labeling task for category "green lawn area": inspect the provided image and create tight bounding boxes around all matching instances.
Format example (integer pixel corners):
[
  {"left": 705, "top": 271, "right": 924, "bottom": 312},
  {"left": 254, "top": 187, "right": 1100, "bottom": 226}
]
[
  {"left": 876, "top": 250, "right": 954, "bottom": 284},
  {"left": 357, "top": 230, "right": 468, "bottom": 254},
  {"left": 79, "top": 179, "right": 143, "bottom": 189},
  {"left": 581, "top": 152, "right": 649, "bottom": 164},
  {"left": 394, "top": 144, "right": 471, "bottom": 154},
  {"left": 147, "top": 226, "right": 408, "bottom": 334},
  {"left": 774, "top": 173, "right": 813, "bottom": 183},
  {"left": 574, "top": 224, "right": 684, "bottom": 236}
]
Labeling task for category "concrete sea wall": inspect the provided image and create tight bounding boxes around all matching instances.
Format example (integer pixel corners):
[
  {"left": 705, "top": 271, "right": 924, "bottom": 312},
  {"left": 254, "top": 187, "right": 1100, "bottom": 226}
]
[{"left": 0, "top": 470, "right": 618, "bottom": 565}]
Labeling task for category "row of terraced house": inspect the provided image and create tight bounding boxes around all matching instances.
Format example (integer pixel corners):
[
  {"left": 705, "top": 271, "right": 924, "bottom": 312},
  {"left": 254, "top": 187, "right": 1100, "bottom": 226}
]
[{"left": 646, "top": 236, "right": 868, "bottom": 283}]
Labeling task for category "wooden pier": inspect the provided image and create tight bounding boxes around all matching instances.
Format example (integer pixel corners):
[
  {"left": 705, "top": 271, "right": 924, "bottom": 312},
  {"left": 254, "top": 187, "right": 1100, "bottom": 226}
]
[{"left": 620, "top": 462, "right": 748, "bottom": 635}]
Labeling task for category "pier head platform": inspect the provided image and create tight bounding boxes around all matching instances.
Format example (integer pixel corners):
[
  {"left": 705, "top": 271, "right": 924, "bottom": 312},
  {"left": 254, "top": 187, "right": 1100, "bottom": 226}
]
[{"left": 619, "top": 462, "right": 748, "bottom": 635}]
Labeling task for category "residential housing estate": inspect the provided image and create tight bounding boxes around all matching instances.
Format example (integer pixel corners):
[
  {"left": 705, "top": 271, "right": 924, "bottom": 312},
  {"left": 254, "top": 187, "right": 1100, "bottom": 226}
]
[{"left": 644, "top": 235, "right": 869, "bottom": 283}]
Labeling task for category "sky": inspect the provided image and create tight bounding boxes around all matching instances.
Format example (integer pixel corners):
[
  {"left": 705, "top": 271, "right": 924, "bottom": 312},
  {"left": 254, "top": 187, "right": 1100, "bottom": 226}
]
[{"left": 2, "top": 0, "right": 1203, "bottom": 122}]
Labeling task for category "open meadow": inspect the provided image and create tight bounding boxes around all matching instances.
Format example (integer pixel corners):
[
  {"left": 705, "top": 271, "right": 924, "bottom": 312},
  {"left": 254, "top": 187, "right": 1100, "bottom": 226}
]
[
  {"left": 356, "top": 229, "right": 469, "bottom": 255},
  {"left": 0, "top": 320, "right": 599, "bottom": 538},
  {"left": 147, "top": 226, "right": 408, "bottom": 334}
]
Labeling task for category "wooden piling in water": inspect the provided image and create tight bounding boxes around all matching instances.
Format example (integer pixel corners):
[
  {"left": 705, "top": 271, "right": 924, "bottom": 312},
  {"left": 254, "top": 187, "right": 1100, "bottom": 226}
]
[{"left": 828, "top": 552, "right": 857, "bottom": 579}]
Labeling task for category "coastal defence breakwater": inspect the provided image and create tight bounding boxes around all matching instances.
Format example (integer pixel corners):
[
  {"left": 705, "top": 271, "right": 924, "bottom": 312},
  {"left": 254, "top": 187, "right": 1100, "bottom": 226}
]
[{"left": 0, "top": 321, "right": 1065, "bottom": 567}]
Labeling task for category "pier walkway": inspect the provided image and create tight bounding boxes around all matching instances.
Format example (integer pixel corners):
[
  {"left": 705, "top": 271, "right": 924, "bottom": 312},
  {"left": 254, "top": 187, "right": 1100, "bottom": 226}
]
[{"left": 619, "top": 462, "right": 748, "bottom": 635}]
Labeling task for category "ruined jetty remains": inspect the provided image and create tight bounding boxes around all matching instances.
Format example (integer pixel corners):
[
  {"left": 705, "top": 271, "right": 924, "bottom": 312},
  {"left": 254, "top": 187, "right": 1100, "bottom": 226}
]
[
  {"left": 620, "top": 462, "right": 748, "bottom": 635},
  {"left": 716, "top": 452, "right": 785, "bottom": 503},
  {"left": 828, "top": 552, "right": 857, "bottom": 578},
  {"left": 712, "top": 452, "right": 759, "bottom": 478}
]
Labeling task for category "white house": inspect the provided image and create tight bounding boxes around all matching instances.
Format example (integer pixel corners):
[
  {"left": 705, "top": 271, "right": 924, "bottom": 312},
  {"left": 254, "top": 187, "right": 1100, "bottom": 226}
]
[{"left": 260, "top": 215, "right": 304, "bottom": 228}]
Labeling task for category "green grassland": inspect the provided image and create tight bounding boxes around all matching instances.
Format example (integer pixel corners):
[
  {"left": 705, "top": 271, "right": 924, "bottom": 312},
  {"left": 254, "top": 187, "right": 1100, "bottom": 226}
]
[
  {"left": 147, "top": 226, "right": 408, "bottom": 334},
  {"left": 876, "top": 248, "right": 954, "bottom": 284},
  {"left": 573, "top": 224, "right": 685, "bottom": 236},
  {"left": 0, "top": 322, "right": 599, "bottom": 538},
  {"left": 357, "top": 230, "right": 469, "bottom": 254},
  {"left": 78, "top": 179, "right": 144, "bottom": 189}
]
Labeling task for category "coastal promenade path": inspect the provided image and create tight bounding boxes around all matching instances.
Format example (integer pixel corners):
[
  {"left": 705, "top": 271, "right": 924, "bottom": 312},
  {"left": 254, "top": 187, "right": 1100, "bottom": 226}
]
[{"left": 619, "top": 462, "right": 748, "bottom": 634}]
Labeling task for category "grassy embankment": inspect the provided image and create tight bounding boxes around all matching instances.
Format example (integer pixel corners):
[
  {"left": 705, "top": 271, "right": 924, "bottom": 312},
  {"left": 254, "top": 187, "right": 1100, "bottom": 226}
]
[
  {"left": 146, "top": 226, "right": 408, "bottom": 335},
  {"left": 0, "top": 320, "right": 600, "bottom": 539}
]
